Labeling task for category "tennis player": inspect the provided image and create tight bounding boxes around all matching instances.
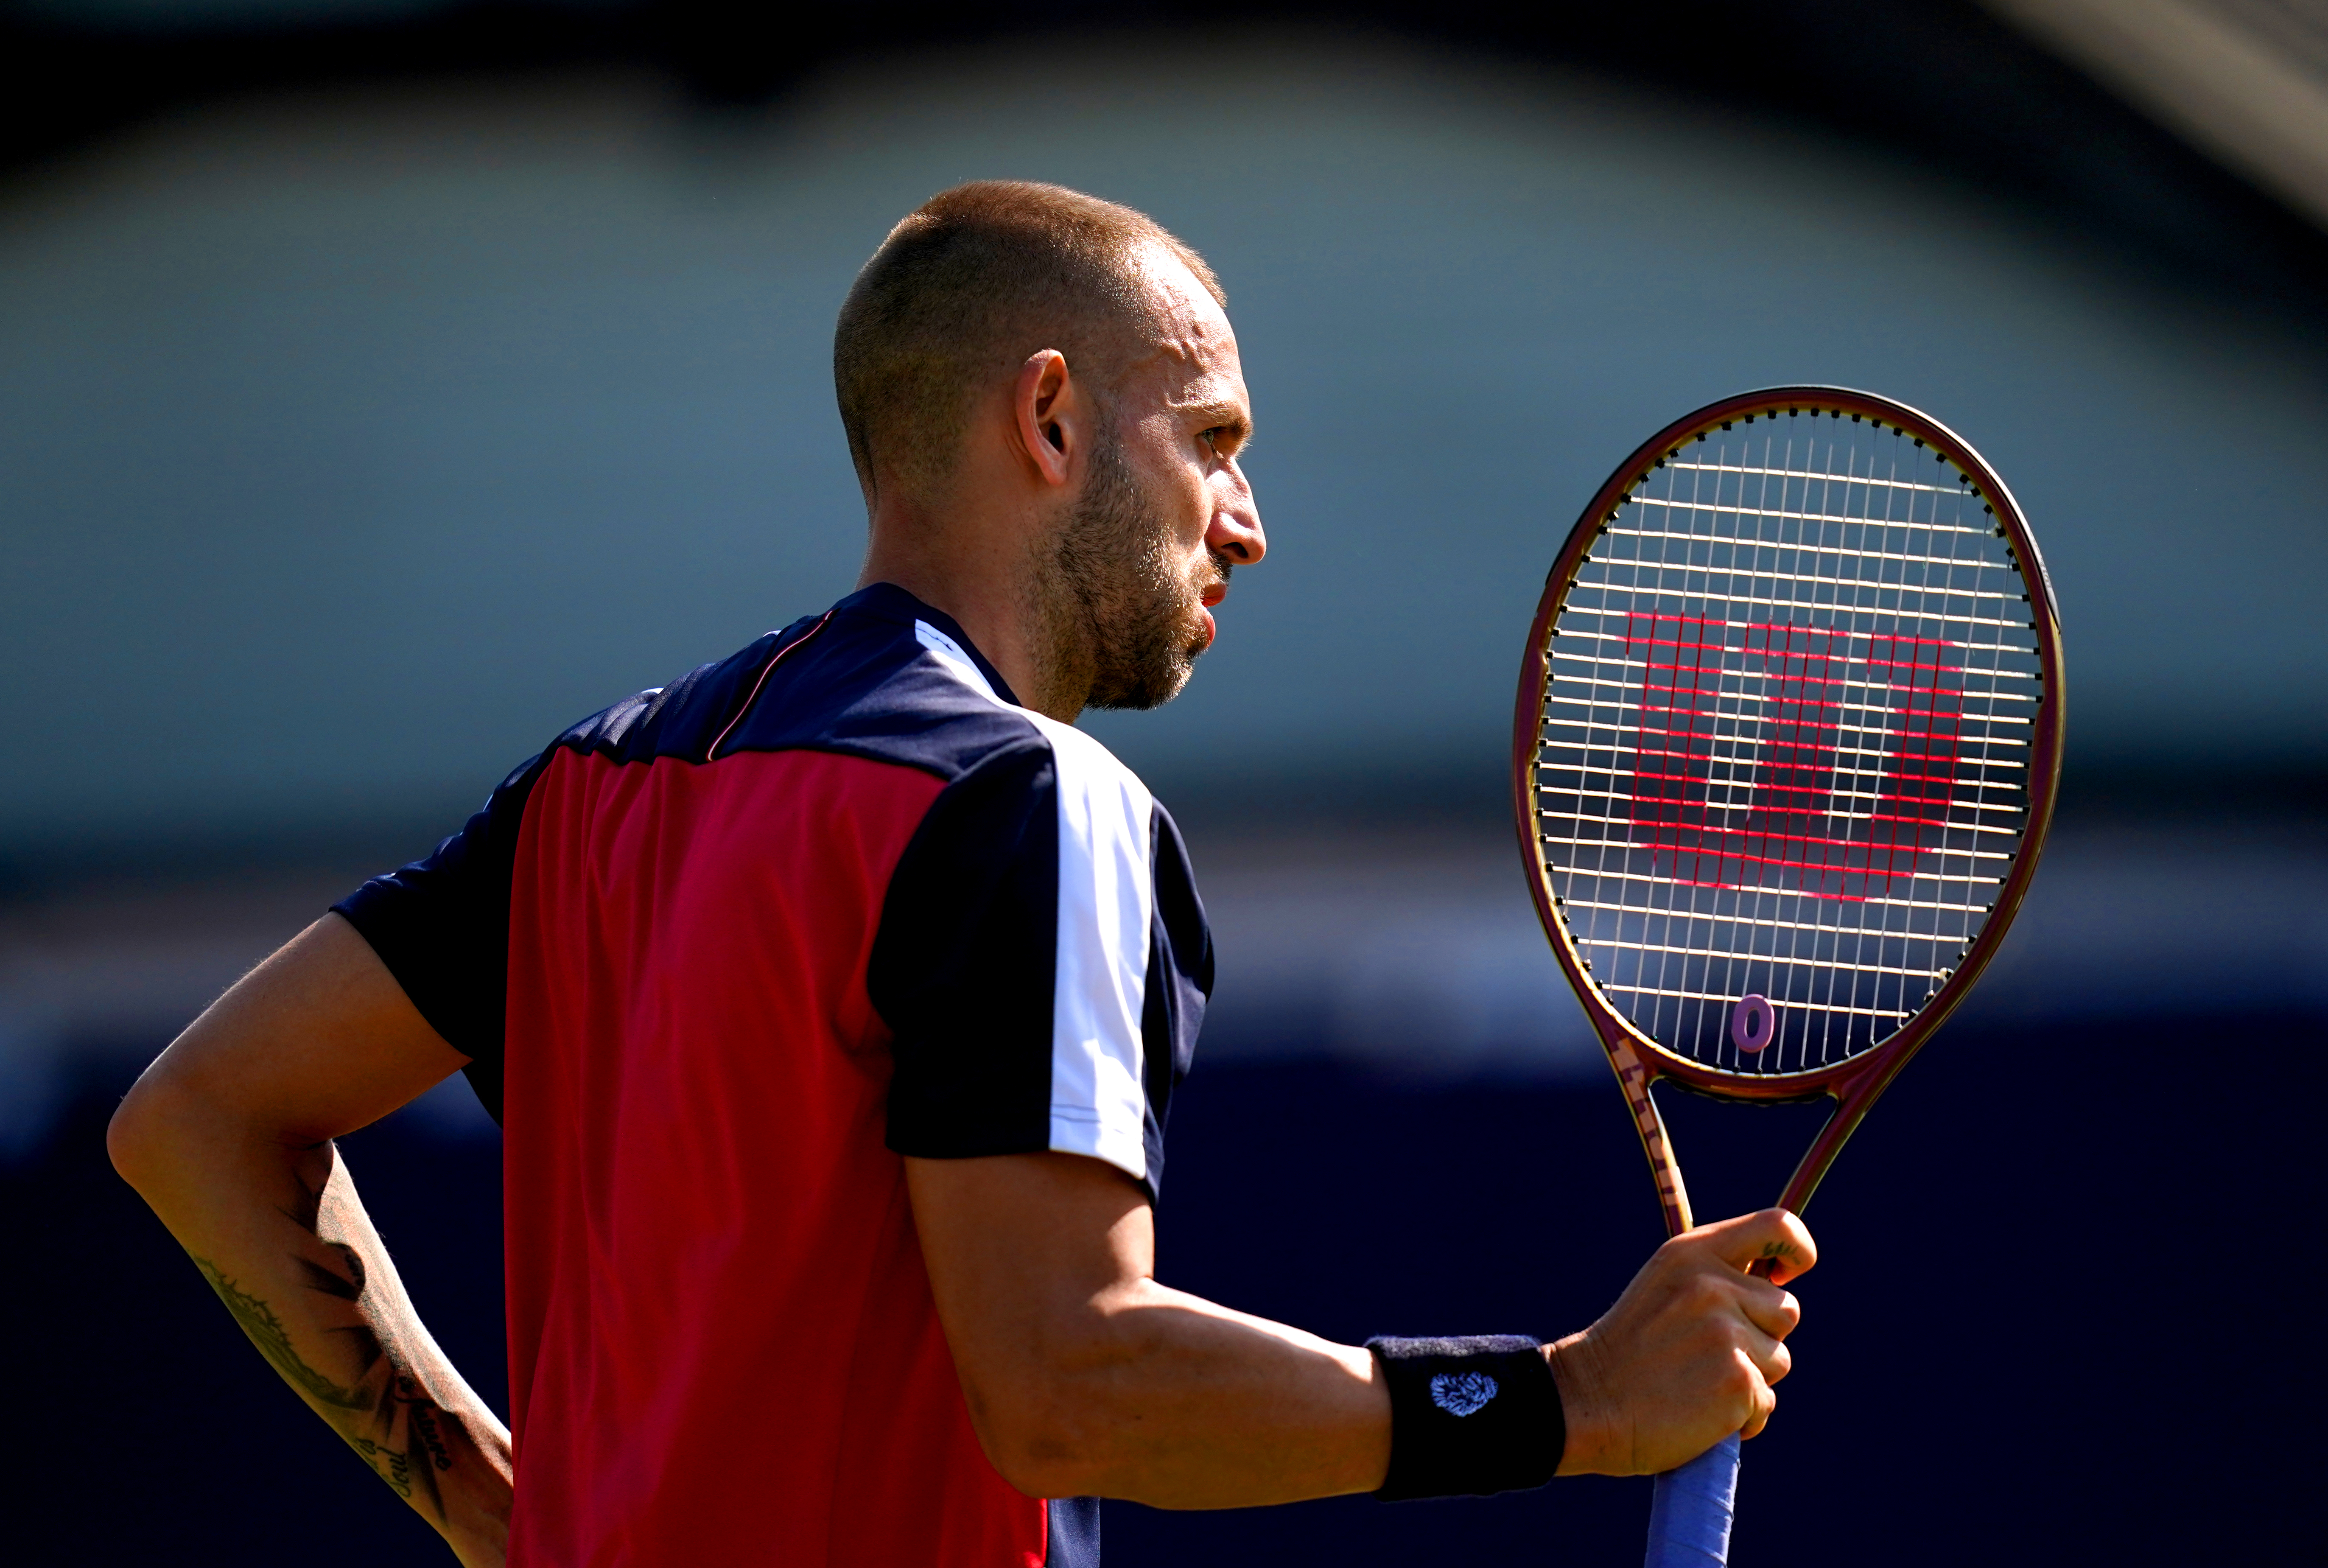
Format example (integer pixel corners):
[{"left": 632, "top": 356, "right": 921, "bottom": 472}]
[{"left": 108, "top": 182, "right": 1814, "bottom": 1567}]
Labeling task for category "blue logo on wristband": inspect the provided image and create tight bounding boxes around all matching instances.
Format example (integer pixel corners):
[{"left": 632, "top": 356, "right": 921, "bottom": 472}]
[{"left": 1428, "top": 1372, "right": 1499, "bottom": 1417}]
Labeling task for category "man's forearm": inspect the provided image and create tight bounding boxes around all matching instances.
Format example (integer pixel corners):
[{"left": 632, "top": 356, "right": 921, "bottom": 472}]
[
  {"left": 113, "top": 1082, "right": 512, "bottom": 1563},
  {"left": 1006, "top": 1278, "right": 1390, "bottom": 1509},
  {"left": 907, "top": 1151, "right": 1396, "bottom": 1509}
]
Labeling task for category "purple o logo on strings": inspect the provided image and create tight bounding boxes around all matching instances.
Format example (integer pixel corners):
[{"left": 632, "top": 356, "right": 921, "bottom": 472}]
[{"left": 1730, "top": 994, "right": 1776, "bottom": 1055}]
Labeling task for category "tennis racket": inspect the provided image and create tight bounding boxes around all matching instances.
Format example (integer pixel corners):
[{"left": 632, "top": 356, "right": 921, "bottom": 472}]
[{"left": 1511, "top": 387, "right": 2065, "bottom": 1566}]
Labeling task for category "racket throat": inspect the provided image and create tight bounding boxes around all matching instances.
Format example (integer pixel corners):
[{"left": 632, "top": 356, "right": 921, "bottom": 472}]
[
  {"left": 1772, "top": 1090, "right": 1872, "bottom": 1217},
  {"left": 1608, "top": 1037, "right": 1697, "bottom": 1236},
  {"left": 1622, "top": 1035, "right": 1863, "bottom": 1237}
]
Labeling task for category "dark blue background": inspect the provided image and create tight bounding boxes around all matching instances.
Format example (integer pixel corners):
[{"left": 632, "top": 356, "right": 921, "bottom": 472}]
[{"left": 11, "top": 1009, "right": 2306, "bottom": 1564}]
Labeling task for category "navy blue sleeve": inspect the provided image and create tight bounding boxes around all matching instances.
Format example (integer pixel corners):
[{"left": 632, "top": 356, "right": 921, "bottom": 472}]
[
  {"left": 331, "top": 753, "right": 546, "bottom": 1124},
  {"left": 869, "top": 739, "right": 1061, "bottom": 1164},
  {"left": 1139, "top": 804, "right": 1212, "bottom": 1194},
  {"left": 868, "top": 739, "right": 1213, "bottom": 1201}
]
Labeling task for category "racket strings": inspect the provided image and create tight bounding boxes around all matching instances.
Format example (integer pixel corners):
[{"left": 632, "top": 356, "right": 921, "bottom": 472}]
[{"left": 1534, "top": 413, "right": 2043, "bottom": 1075}]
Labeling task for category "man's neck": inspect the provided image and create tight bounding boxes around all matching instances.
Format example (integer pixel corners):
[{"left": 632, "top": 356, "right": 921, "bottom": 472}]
[{"left": 858, "top": 520, "right": 1082, "bottom": 723}]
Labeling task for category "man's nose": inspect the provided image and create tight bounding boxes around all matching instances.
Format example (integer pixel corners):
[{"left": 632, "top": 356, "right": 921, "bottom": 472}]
[{"left": 1209, "top": 501, "right": 1265, "bottom": 566}]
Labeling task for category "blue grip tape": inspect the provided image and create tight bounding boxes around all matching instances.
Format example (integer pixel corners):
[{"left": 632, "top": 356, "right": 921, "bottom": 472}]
[{"left": 1644, "top": 1431, "right": 1741, "bottom": 1567}]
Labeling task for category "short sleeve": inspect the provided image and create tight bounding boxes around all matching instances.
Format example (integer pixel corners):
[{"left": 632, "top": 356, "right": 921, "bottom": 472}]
[
  {"left": 870, "top": 741, "right": 1061, "bottom": 1166},
  {"left": 331, "top": 752, "right": 546, "bottom": 1123},
  {"left": 870, "top": 720, "right": 1196, "bottom": 1197}
]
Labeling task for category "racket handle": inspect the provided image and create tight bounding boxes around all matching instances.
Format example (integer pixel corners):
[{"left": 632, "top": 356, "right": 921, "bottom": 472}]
[{"left": 1644, "top": 1431, "right": 1741, "bottom": 1567}]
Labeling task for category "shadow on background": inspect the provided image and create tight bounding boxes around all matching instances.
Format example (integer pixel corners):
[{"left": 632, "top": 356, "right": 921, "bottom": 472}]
[{"left": 12, "top": 1005, "right": 2310, "bottom": 1565}]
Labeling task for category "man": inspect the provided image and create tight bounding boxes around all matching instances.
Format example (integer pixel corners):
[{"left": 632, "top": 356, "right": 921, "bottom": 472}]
[{"left": 109, "top": 182, "right": 1813, "bottom": 1566}]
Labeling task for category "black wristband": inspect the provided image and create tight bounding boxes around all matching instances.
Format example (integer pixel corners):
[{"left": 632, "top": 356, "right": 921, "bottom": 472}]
[{"left": 1365, "top": 1334, "right": 1565, "bottom": 1501}]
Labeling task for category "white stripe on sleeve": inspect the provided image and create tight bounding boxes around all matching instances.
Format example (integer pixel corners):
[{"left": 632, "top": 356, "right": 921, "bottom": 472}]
[
  {"left": 1022, "top": 714, "right": 1155, "bottom": 1184},
  {"left": 912, "top": 622, "right": 1156, "bottom": 1184}
]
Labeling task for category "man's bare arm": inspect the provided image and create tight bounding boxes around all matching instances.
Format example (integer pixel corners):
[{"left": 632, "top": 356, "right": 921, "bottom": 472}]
[
  {"left": 907, "top": 1151, "right": 1813, "bottom": 1508},
  {"left": 907, "top": 1151, "right": 1391, "bottom": 1508},
  {"left": 108, "top": 914, "right": 513, "bottom": 1566}
]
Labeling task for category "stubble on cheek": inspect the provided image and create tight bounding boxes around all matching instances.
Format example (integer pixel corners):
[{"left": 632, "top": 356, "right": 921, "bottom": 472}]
[{"left": 1041, "top": 437, "right": 1197, "bottom": 712}]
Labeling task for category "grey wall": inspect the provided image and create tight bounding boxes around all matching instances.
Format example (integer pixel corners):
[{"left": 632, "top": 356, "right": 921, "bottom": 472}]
[{"left": 6, "top": 32, "right": 2324, "bottom": 851}]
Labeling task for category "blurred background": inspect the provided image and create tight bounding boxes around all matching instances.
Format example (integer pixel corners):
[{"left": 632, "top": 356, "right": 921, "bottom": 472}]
[{"left": 3, "top": 0, "right": 2322, "bottom": 1561}]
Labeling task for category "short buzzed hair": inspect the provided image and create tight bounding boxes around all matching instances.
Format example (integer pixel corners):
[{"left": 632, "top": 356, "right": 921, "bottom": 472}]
[{"left": 834, "top": 181, "right": 1224, "bottom": 502}]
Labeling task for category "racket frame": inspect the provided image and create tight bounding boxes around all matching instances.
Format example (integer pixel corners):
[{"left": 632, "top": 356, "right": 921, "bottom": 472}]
[{"left": 1511, "top": 386, "right": 2065, "bottom": 1235}]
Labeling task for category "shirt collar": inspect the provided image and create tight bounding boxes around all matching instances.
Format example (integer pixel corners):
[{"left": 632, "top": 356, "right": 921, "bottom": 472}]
[{"left": 833, "top": 581, "right": 1024, "bottom": 708}]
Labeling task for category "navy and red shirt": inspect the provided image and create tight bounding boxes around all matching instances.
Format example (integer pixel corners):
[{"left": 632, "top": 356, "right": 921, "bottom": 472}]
[{"left": 335, "top": 583, "right": 1212, "bottom": 1567}]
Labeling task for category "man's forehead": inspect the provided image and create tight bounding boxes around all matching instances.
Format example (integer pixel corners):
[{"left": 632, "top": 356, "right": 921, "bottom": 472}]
[
  {"left": 1125, "top": 244, "right": 1247, "bottom": 412},
  {"left": 1134, "top": 248, "right": 1232, "bottom": 351}
]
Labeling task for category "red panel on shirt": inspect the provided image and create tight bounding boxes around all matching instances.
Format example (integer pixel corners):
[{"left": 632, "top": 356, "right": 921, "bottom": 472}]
[{"left": 501, "top": 743, "right": 1044, "bottom": 1567}]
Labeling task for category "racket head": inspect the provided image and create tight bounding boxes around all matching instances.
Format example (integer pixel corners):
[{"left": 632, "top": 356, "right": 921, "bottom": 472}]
[{"left": 1514, "top": 387, "right": 2064, "bottom": 1127}]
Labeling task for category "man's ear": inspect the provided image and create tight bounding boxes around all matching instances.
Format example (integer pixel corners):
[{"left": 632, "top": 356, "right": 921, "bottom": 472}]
[{"left": 1013, "top": 350, "right": 1077, "bottom": 489}]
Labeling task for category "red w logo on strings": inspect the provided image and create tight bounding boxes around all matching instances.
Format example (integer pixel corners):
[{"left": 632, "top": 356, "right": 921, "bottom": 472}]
[{"left": 1625, "top": 613, "right": 1965, "bottom": 901}]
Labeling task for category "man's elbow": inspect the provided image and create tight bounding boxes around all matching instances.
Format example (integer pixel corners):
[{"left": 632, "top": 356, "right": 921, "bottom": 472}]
[
  {"left": 970, "top": 1389, "right": 1114, "bottom": 1500},
  {"left": 960, "top": 1331, "right": 1153, "bottom": 1499},
  {"left": 106, "top": 1057, "right": 203, "bottom": 1198},
  {"left": 108, "top": 1073, "right": 166, "bottom": 1193}
]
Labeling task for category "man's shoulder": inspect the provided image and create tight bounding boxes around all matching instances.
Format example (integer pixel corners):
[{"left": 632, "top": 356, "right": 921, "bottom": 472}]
[
  {"left": 735, "top": 588, "right": 1052, "bottom": 784},
  {"left": 1011, "top": 707, "right": 1156, "bottom": 824},
  {"left": 517, "top": 585, "right": 1172, "bottom": 832},
  {"left": 516, "top": 586, "right": 1033, "bottom": 785}
]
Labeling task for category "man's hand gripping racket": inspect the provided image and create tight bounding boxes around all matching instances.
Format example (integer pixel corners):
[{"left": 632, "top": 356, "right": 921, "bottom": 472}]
[{"left": 1513, "top": 388, "right": 2065, "bottom": 1565}]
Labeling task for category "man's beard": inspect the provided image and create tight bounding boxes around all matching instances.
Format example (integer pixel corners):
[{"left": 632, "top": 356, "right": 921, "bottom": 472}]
[{"left": 1035, "top": 430, "right": 1228, "bottom": 712}]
